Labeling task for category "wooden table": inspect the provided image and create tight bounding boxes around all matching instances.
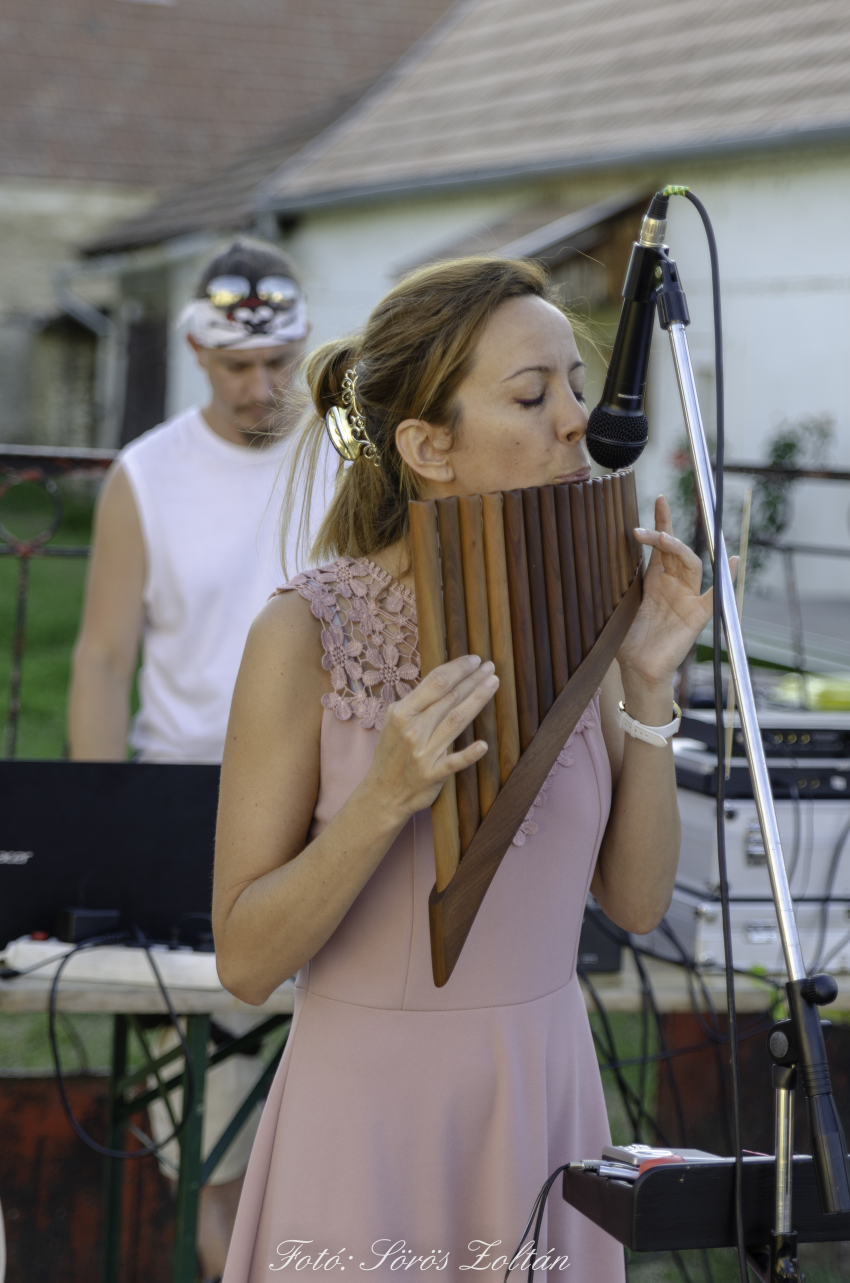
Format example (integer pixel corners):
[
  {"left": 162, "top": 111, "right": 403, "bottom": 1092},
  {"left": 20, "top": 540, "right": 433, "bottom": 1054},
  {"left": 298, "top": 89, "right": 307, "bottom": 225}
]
[{"left": 0, "top": 973, "right": 295, "bottom": 1283}]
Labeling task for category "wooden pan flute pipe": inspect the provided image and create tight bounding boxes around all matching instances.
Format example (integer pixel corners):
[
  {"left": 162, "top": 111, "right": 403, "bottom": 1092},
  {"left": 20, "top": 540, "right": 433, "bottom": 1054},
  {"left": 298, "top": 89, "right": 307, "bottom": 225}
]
[{"left": 409, "top": 466, "right": 643, "bottom": 985}]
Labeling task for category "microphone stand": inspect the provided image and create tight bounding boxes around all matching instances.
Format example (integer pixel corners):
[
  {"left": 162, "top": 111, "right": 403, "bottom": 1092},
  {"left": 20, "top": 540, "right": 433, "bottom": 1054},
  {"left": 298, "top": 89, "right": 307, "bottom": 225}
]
[{"left": 645, "top": 219, "right": 850, "bottom": 1280}]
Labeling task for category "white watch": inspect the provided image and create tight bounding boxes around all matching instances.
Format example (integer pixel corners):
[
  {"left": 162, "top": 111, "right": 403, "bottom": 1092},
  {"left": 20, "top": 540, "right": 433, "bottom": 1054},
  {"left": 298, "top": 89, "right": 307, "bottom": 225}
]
[{"left": 617, "top": 700, "right": 682, "bottom": 748}]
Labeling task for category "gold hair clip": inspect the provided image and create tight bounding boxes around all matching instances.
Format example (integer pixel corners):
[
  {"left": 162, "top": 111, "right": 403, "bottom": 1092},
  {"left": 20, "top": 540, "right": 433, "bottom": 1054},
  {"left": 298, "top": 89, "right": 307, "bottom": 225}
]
[{"left": 324, "top": 368, "right": 380, "bottom": 467}]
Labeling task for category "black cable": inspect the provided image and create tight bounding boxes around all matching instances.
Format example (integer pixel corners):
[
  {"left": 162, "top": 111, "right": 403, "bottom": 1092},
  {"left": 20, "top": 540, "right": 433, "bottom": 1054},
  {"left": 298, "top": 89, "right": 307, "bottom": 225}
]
[
  {"left": 766, "top": 742, "right": 803, "bottom": 887},
  {"left": 817, "top": 922, "right": 850, "bottom": 972},
  {"left": 632, "top": 942, "right": 688, "bottom": 1146},
  {"left": 513, "top": 193, "right": 756, "bottom": 1282},
  {"left": 582, "top": 904, "right": 784, "bottom": 996},
  {"left": 58, "top": 1011, "right": 90, "bottom": 1072},
  {"left": 810, "top": 809, "right": 850, "bottom": 973},
  {"left": 655, "top": 916, "right": 734, "bottom": 1155},
  {"left": 637, "top": 944, "right": 650, "bottom": 1144},
  {"left": 525, "top": 1166, "right": 569, "bottom": 1283},
  {"left": 681, "top": 187, "right": 748, "bottom": 1283},
  {"left": 579, "top": 965, "right": 669, "bottom": 1141},
  {"left": 500, "top": 1164, "right": 570, "bottom": 1282},
  {"left": 595, "top": 1017, "right": 773, "bottom": 1073},
  {"left": 671, "top": 1249, "right": 698, "bottom": 1283},
  {"left": 47, "top": 929, "right": 196, "bottom": 1160}
]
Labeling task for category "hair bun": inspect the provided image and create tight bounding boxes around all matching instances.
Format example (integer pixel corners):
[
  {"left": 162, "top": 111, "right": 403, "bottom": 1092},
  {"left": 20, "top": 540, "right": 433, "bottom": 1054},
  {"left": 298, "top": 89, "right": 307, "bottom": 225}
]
[{"left": 308, "top": 340, "right": 360, "bottom": 417}]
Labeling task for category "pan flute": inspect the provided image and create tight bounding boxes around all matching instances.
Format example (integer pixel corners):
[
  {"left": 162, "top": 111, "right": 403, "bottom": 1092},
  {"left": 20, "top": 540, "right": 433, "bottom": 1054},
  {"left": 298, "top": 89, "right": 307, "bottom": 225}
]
[{"left": 409, "top": 468, "right": 643, "bottom": 986}]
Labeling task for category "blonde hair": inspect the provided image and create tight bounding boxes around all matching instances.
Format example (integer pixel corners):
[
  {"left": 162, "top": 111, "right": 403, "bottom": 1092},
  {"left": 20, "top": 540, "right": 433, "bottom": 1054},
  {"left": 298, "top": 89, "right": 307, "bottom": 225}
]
[{"left": 281, "top": 255, "right": 570, "bottom": 572}]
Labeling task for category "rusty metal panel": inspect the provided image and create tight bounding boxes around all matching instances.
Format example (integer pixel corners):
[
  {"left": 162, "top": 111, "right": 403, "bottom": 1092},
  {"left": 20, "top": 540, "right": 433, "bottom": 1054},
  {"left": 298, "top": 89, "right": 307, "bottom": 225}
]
[{"left": 0, "top": 1075, "right": 174, "bottom": 1283}]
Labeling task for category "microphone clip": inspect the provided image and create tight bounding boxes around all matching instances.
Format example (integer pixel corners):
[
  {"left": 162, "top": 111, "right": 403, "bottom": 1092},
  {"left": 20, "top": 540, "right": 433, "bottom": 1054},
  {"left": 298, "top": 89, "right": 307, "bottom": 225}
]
[{"left": 655, "top": 253, "right": 691, "bottom": 331}]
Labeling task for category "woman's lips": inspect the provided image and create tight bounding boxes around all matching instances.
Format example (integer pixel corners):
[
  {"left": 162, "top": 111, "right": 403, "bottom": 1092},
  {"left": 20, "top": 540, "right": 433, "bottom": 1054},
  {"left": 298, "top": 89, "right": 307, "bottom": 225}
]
[{"left": 554, "top": 467, "right": 591, "bottom": 484}]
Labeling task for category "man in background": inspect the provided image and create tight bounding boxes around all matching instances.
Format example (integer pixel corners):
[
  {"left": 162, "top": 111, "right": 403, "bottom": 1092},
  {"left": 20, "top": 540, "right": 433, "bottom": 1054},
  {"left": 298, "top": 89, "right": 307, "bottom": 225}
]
[
  {"left": 68, "top": 239, "right": 329, "bottom": 1281},
  {"left": 69, "top": 238, "right": 319, "bottom": 763}
]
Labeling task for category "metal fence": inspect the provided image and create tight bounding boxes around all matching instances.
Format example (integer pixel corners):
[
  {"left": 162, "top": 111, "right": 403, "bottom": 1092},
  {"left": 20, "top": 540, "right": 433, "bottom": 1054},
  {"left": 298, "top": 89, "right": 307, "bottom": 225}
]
[
  {"left": 0, "top": 445, "right": 115, "bottom": 757},
  {"left": 3, "top": 452, "right": 850, "bottom": 758}
]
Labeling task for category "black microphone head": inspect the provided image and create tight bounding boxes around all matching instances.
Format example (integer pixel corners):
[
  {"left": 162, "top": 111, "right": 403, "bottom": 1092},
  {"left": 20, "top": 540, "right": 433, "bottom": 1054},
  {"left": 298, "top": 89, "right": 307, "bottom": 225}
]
[{"left": 585, "top": 405, "right": 648, "bottom": 470}]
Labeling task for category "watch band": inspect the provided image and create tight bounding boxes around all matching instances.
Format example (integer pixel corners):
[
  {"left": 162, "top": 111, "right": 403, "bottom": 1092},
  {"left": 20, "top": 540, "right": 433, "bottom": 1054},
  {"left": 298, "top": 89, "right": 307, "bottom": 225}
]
[{"left": 617, "top": 700, "right": 682, "bottom": 748}]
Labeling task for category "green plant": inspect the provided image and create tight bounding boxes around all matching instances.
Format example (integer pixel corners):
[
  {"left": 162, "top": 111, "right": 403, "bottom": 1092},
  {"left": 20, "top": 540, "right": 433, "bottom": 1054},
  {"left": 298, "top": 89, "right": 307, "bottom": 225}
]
[
  {"left": 745, "top": 415, "right": 833, "bottom": 579},
  {"left": 667, "top": 416, "right": 834, "bottom": 584}
]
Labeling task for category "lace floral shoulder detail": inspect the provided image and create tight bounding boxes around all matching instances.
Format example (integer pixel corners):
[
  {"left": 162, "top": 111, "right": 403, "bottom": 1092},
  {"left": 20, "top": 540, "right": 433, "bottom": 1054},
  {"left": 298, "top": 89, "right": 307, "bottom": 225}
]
[
  {"left": 512, "top": 694, "right": 600, "bottom": 847},
  {"left": 275, "top": 556, "right": 420, "bottom": 731}
]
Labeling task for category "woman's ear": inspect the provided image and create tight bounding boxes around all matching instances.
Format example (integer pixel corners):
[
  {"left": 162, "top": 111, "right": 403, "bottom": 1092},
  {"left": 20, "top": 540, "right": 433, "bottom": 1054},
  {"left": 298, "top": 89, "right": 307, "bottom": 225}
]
[{"left": 395, "top": 418, "right": 455, "bottom": 484}]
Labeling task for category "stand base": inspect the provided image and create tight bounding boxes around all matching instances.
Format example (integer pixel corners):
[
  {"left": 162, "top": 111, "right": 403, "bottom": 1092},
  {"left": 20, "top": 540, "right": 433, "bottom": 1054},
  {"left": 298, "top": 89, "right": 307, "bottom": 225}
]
[{"left": 562, "top": 1157, "right": 850, "bottom": 1251}]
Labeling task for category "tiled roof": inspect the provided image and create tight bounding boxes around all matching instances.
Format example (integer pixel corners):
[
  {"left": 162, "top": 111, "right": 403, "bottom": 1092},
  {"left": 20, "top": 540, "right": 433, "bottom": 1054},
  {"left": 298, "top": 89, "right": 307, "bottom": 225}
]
[
  {"left": 260, "top": 0, "right": 850, "bottom": 210},
  {"left": 0, "top": 0, "right": 454, "bottom": 189},
  {"left": 82, "top": 93, "right": 364, "bottom": 256}
]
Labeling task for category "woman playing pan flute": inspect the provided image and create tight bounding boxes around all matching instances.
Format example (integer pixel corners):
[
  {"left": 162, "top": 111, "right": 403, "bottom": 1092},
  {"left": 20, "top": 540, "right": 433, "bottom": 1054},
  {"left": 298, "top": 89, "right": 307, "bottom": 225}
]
[{"left": 214, "top": 258, "right": 727, "bottom": 1281}]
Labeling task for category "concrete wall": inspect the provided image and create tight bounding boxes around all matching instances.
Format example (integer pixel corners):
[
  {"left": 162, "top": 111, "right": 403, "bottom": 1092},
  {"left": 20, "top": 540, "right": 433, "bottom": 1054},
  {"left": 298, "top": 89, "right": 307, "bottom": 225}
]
[
  {"left": 156, "top": 144, "right": 850, "bottom": 598},
  {"left": 0, "top": 178, "right": 154, "bottom": 444}
]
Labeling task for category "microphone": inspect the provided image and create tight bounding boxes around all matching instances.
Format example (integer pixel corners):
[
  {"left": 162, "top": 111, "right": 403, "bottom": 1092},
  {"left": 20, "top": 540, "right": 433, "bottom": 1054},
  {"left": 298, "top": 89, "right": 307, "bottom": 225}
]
[{"left": 585, "top": 192, "right": 671, "bottom": 470}]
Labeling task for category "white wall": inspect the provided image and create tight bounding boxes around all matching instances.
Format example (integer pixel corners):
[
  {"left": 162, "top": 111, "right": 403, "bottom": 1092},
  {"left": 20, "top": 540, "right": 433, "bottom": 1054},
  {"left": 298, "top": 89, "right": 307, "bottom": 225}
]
[
  {"left": 282, "top": 188, "right": 535, "bottom": 348},
  {"left": 275, "top": 147, "right": 850, "bottom": 599},
  {"left": 161, "top": 146, "right": 850, "bottom": 598},
  {"left": 643, "top": 146, "right": 850, "bottom": 598},
  {"left": 165, "top": 244, "right": 215, "bottom": 420}
]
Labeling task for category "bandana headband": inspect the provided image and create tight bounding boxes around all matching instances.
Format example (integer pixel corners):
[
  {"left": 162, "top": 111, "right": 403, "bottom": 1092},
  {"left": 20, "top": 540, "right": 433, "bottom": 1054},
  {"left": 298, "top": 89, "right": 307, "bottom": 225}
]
[{"left": 176, "top": 295, "right": 309, "bottom": 351}]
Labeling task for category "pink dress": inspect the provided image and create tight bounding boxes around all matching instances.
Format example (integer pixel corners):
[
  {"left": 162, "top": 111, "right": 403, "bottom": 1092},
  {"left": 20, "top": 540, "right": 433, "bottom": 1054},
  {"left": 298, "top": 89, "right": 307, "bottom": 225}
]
[{"left": 222, "top": 557, "right": 625, "bottom": 1281}]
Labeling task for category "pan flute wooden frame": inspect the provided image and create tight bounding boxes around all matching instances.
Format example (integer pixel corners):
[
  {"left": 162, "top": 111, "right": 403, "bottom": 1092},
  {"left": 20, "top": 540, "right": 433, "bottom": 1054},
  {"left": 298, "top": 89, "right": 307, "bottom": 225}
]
[{"left": 409, "top": 468, "right": 644, "bottom": 986}]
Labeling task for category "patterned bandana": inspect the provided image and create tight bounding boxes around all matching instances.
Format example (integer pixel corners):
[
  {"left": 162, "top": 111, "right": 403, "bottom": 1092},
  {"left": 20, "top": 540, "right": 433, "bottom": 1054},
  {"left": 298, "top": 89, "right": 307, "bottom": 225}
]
[{"left": 176, "top": 294, "right": 308, "bottom": 351}]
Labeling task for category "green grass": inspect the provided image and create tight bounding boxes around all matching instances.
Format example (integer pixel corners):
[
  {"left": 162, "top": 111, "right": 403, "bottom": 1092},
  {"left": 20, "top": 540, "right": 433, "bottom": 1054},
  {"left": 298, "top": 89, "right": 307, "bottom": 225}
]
[
  {"left": 0, "top": 1011, "right": 113, "bottom": 1072},
  {"left": 0, "top": 479, "right": 96, "bottom": 758}
]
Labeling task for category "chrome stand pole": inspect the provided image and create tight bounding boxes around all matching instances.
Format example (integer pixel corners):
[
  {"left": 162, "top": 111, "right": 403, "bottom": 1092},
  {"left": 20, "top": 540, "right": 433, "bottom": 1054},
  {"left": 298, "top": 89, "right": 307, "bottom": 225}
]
[
  {"left": 774, "top": 1066, "right": 796, "bottom": 1234},
  {"left": 770, "top": 1064, "right": 802, "bottom": 1282},
  {"left": 665, "top": 319, "right": 811, "bottom": 1250},
  {"left": 665, "top": 320, "right": 805, "bottom": 982}
]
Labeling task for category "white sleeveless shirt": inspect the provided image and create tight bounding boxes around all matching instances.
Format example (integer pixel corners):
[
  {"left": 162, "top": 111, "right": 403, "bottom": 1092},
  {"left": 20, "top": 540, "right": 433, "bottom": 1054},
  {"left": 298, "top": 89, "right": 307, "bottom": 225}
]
[{"left": 121, "top": 406, "right": 331, "bottom": 763}]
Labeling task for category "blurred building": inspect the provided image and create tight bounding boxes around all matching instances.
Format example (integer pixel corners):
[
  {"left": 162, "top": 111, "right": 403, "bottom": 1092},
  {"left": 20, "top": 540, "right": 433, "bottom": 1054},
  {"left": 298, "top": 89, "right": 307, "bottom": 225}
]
[
  {"left": 93, "top": 0, "right": 850, "bottom": 609},
  {"left": 73, "top": 2, "right": 850, "bottom": 604},
  {"left": 0, "top": 0, "right": 454, "bottom": 447}
]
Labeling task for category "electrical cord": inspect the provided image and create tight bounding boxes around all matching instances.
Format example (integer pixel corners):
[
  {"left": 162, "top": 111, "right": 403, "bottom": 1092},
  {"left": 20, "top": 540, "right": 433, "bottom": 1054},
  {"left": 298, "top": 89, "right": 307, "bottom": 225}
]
[
  {"left": 46, "top": 927, "right": 196, "bottom": 1160},
  {"left": 674, "top": 187, "right": 748, "bottom": 1283},
  {"left": 501, "top": 1164, "right": 570, "bottom": 1282},
  {"left": 509, "top": 189, "right": 760, "bottom": 1283},
  {"left": 816, "top": 921, "right": 850, "bottom": 973},
  {"left": 765, "top": 743, "right": 802, "bottom": 889},
  {"left": 631, "top": 942, "right": 688, "bottom": 1145},
  {"left": 522, "top": 936, "right": 777, "bottom": 1283},
  {"left": 810, "top": 809, "right": 850, "bottom": 973},
  {"left": 579, "top": 964, "right": 669, "bottom": 1141}
]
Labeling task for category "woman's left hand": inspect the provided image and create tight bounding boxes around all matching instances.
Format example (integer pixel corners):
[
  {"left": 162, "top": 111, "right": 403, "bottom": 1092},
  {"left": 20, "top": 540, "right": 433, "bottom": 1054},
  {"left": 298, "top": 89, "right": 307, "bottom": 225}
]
[{"left": 617, "top": 494, "right": 736, "bottom": 689}]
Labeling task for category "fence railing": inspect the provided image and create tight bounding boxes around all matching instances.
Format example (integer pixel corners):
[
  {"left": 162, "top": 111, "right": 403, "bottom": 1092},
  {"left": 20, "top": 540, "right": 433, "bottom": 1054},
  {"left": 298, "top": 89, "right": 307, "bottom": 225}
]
[
  {"left": 0, "top": 445, "right": 116, "bottom": 757},
  {"left": 2, "top": 451, "right": 849, "bottom": 756}
]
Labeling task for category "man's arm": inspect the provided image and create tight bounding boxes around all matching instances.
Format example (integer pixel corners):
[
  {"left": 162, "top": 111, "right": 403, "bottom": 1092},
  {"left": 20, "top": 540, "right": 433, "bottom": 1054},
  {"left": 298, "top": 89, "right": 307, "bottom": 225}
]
[{"left": 67, "top": 463, "right": 146, "bottom": 759}]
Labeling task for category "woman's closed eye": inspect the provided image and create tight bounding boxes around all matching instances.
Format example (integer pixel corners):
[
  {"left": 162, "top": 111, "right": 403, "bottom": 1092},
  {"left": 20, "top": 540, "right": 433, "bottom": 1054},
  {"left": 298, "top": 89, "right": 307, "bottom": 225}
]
[{"left": 516, "top": 392, "right": 545, "bottom": 409}]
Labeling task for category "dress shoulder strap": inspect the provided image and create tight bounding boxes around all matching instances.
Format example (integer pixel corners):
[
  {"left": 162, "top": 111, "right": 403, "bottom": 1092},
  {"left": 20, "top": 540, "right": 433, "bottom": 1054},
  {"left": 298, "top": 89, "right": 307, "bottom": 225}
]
[{"left": 275, "top": 556, "right": 420, "bottom": 731}]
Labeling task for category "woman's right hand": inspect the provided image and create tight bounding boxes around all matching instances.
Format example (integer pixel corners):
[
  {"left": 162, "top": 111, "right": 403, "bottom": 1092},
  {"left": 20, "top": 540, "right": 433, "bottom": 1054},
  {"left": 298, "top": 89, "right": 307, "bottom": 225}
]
[{"left": 365, "top": 655, "right": 499, "bottom": 822}]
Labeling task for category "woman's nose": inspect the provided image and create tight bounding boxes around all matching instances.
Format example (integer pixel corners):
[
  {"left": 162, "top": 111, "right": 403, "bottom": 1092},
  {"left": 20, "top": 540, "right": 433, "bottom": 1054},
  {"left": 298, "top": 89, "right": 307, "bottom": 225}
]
[{"left": 555, "top": 385, "right": 589, "bottom": 444}]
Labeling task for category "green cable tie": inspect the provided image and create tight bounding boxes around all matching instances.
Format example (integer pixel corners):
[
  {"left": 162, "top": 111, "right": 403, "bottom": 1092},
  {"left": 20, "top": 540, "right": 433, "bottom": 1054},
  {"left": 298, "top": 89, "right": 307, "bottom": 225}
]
[{"left": 661, "top": 184, "right": 690, "bottom": 197}]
